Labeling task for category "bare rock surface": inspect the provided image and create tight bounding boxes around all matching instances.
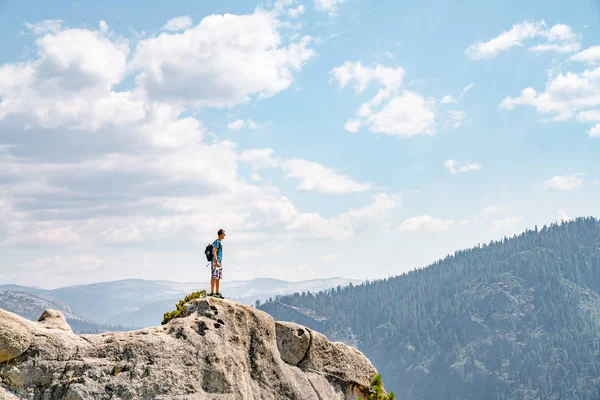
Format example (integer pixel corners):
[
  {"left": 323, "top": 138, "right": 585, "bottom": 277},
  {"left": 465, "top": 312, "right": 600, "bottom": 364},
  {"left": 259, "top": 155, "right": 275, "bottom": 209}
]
[
  {"left": 0, "top": 298, "right": 378, "bottom": 399},
  {"left": 37, "top": 309, "right": 73, "bottom": 332}
]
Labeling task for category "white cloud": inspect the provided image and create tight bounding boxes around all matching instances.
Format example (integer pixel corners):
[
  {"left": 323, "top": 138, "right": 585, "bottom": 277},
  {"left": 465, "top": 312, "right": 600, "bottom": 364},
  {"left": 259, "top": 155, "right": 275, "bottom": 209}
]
[
  {"left": 314, "top": 0, "right": 345, "bottom": 16},
  {"left": 441, "top": 82, "right": 475, "bottom": 104},
  {"left": 283, "top": 192, "right": 401, "bottom": 239},
  {"left": 0, "top": 24, "right": 134, "bottom": 139},
  {"left": 228, "top": 119, "right": 245, "bottom": 131},
  {"left": 571, "top": 46, "right": 600, "bottom": 64},
  {"left": 0, "top": 13, "right": 420, "bottom": 288},
  {"left": 16, "top": 26, "right": 129, "bottom": 93},
  {"left": 344, "top": 119, "right": 362, "bottom": 133},
  {"left": 466, "top": 20, "right": 580, "bottom": 60},
  {"left": 577, "top": 109, "right": 600, "bottom": 122},
  {"left": 330, "top": 61, "right": 404, "bottom": 93},
  {"left": 281, "top": 159, "right": 372, "bottom": 194},
  {"left": 162, "top": 16, "right": 193, "bottom": 32},
  {"left": 367, "top": 92, "right": 436, "bottom": 136},
  {"left": 24, "top": 20, "right": 63, "bottom": 35},
  {"left": 273, "top": 0, "right": 295, "bottom": 11},
  {"left": 399, "top": 215, "right": 455, "bottom": 232},
  {"left": 227, "top": 119, "right": 263, "bottom": 131},
  {"left": 331, "top": 61, "right": 437, "bottom": 137},
  {"left": 288, "top": 5, "right": 305, "bottom": 18},
  {"left": 488, "top": 216, "right": 522, "bottom": 233},
  {"left": 444, "top": 159, "right": 481, "bottom": 174},
  {"left": 589, "top": 123, "right": 600, "bottom": 137},
  {"left": 500, "top": 65, "right": 600, "bottom": 130},
  {"left": 529, "top": 42, "right": 581, "bottom": 53},
  {"left": 543, "top": 173, "right": 584, "bottom": 191},
  {"left": 129, "top": 9, "right": 316, "bottom": 107},
  {"left": 239, "top": 148, "right": 279, "bottom": 169}
]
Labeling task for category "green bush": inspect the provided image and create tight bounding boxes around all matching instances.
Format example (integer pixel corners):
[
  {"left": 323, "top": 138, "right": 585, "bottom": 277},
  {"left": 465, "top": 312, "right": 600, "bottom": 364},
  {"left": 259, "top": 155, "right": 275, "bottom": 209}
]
[
  {"left": 362, "top": 374, "right": 396, "bottom": 400},
  {"left": 161, "top": 290, "right": 207, "bottom": 325}
]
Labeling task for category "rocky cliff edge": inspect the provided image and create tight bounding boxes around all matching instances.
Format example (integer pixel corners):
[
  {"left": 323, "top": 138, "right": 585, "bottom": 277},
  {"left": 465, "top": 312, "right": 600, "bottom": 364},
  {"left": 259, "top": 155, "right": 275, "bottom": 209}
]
[{"left": 0, "top": 297, "right": 378, "bottom": 399}]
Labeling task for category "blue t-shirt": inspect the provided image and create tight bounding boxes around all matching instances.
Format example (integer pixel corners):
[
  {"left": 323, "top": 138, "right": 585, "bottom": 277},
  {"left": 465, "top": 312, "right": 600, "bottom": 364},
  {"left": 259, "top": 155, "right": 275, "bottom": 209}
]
[{"left": 212, "top": 239, "right": 223, "bottom": 262}]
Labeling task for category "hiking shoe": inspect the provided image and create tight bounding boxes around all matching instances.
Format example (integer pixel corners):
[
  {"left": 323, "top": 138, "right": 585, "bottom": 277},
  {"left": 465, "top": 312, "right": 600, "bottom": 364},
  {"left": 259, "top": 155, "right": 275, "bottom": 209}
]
[
  {"left": 208, "top": 293, "right": 216, "bottom": 297},
  {"left": 215, "top": 293, "right": 224, "bottom": 299}
]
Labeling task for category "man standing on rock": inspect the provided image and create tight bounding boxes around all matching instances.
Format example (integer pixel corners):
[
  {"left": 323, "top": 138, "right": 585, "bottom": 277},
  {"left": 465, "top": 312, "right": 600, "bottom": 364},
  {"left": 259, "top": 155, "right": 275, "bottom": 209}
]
[{"left": 210, "top": 229, "right": 226, "bottom": 299}]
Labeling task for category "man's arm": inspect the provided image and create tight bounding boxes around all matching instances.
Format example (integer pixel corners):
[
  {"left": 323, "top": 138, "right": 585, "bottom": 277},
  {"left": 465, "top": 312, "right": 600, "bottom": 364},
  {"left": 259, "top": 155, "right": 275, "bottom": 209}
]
[{"left": 213, "top": 243, "right": 220, "bottom": 266}]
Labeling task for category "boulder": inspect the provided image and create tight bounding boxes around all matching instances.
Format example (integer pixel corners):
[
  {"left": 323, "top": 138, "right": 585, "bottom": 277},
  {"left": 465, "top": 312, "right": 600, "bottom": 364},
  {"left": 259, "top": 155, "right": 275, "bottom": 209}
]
[
  {"left": 37, "top": 309, "right": 73, "bottom": 332},
  {"left": 299, "top": 329, "right": 378, "bottom": 390},
  {"left": 275, "top": 321, "right": 311, "bottom": 365},
  {"left": 0, "top": 309, "right": 33, "bottom": 363},
  {"left": 0, "top": 299, "right": 379, "bottom": 399}
]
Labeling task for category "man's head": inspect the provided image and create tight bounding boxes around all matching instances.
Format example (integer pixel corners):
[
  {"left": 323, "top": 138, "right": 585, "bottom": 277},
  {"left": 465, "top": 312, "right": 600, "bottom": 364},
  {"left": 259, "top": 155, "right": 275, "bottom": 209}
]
[{"left": 218, "top": 229, "right": 226, "bottom": 240}]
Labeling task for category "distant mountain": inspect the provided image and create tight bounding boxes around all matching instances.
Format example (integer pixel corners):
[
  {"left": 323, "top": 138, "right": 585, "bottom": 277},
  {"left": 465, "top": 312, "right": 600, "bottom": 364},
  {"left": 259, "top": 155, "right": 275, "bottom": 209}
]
[
  {"left": 0, "top": 291, "right": 133, "bottom": 334},
  {"left": 261, "top": 217, "right": 600, "bottom": 400},
  {"left": 0, "top": 277, "right": 361, "bottom": 328}
]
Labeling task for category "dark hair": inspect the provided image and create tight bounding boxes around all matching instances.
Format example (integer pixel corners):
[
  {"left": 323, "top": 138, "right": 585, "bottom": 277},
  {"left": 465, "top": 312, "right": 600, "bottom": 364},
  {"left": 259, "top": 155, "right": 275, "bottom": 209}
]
[{"left": 218, "top": 229, "right": 225, "bottom": 236}]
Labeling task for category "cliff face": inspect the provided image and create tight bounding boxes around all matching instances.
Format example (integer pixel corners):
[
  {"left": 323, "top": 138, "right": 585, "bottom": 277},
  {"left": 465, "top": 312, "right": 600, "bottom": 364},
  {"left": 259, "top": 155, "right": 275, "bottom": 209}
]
[{"left": 0, "top": 297, "right": 378, "bottom": 400}]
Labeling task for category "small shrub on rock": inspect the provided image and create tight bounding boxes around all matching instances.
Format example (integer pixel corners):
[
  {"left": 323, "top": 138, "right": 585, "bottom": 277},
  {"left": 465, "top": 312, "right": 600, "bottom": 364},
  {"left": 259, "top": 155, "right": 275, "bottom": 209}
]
[
  {"left": 162, "top": 290, "right": 207, "bottom": 325},
  {"left": 365, "top": 374, "right": 396, "bottom": 400}
]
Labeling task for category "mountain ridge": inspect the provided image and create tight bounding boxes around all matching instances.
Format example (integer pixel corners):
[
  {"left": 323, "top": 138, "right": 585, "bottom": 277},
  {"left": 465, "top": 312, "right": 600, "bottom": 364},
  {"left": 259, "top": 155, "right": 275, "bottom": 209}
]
[
  {"left": 261, "top": 217, "right": 600, "bottom": 400},
  {"left": 0, "top": 277, "right": 362, "bottom": 328}
]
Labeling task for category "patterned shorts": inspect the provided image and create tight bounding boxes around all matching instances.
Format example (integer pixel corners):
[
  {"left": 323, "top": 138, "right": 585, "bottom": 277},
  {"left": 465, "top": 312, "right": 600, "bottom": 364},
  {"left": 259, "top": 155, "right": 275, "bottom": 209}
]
[{"left": 211, "top": 260, "right": 223, "bottom": 280}]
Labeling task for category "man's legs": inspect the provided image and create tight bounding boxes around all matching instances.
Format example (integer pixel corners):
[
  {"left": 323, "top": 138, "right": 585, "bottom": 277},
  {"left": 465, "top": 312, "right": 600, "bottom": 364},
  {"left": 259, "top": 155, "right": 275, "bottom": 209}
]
[
  {"left": 215, "top": 278, "right": 220, "bottom": 294},
  {"left": 210, "top": 278, "right": 215, "bottom": 294}
]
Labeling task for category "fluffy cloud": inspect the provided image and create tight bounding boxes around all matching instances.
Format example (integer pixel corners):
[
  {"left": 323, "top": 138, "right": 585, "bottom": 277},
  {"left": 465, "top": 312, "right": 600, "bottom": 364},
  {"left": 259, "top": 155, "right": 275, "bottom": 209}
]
[
  {"left": 228, "top": 119, "right": 246, "bottom": 131},
  {"left": 577, "top": 109, "right": 600, "bottom": 122},
  {"left": 466, "top": 20, "right": 580, "bottom": 60},
  {"left": 0, "top": 13, "right": 407, "bottom": 284},
  {"left": 367, "top": 92, "right": 436, "bottom": 136},
  {"left": 398, "top": 215, "right": 455, "bottom": 232},
  {"left": 571, "top": 46, "right": 600, "bottom": 64},
  {"left": 239, "top": 148, "right": 279, "bottom": 169},
  {"left": 543, "top": 173, "right": 584, "bottom": 191},
  {"left": 281, "top": 159, "right": 372, "bottom": 194},
  {"left": 344, "top": 119, "right": 362, "bottom": 133},
  {"left": 129, "top": 10, "right": 315, "bottom": 107},
  {"left": 330, "top": 61, "right": 405, "bottom": 93},
  {"left": 444, "top": 160, "right": 481, "bottom": 174},
  {"left": 162, "top": 16, "right": 193, "bottom": 32},
  {"left": 7, "top": 25, "right": 128, "bottom": 94},
  {"left": 314, "top": 0, "right": 345, "bottom": 16},
  {"left": 330, "top": 61, "right": 437, "bottom": 137},
  {"left": 500, "top": 65, "right": 600, "bottom": 135},
  {"left": 590, "top": 123, "right": 600, "bottom": 137}
]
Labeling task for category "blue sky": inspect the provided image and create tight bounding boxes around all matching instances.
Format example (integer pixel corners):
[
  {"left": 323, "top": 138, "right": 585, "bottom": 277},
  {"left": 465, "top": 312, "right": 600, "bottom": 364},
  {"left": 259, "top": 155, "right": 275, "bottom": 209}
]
[{"left": 0, "top": 0, "right": 599, "bottom": 288}]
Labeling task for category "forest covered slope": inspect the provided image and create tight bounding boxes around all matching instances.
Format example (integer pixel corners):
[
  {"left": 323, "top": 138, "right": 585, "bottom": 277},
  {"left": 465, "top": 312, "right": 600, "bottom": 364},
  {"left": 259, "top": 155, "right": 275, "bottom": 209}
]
[{"left": 260, "top": 217, "right": 600, "bottom": 400}]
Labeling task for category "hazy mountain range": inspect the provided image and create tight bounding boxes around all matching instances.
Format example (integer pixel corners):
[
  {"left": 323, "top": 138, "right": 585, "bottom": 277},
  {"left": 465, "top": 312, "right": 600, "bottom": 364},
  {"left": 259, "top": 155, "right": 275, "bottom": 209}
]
[{"left": 0, "top": 277, "right": 361, "bottom": 329}]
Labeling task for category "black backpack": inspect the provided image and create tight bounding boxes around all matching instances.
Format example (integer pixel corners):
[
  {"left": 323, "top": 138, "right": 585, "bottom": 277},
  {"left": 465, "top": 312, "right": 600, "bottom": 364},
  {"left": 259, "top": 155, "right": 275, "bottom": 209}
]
[{"left": 204, "top": 241, "right": 222, "bottom": 262}]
